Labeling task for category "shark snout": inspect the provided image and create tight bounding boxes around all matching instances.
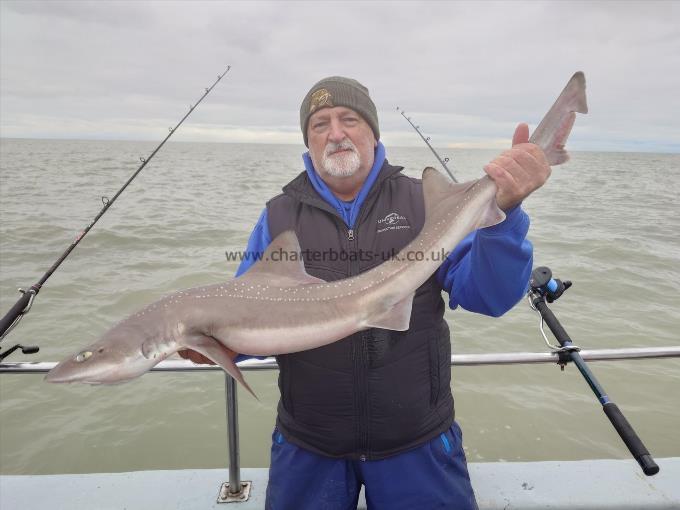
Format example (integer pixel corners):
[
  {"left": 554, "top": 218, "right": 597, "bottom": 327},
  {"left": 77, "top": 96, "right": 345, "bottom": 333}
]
[
  {"left": 45, "top": 360, "right": 89, "bottom": 383},
  {"left": 45, "top": 346, "right": 131, "bottom": 384}
]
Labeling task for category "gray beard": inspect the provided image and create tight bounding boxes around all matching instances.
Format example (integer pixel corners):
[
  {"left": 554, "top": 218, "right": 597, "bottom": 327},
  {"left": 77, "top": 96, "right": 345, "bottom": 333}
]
[{"left": 319, "top": 140, "right": 361, "bottom": 178}]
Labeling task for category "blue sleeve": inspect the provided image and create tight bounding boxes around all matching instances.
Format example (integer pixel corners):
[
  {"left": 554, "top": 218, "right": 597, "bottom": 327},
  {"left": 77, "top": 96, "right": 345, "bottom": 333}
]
[
  {"left": 234, "top": 208, "right": 272, "bottom": 363},
  {"left": 235, "top": 208, "right": 272, "bottom": 277},
  {"left": 436, "top": 205, "right": 533, "bottom": 317}
]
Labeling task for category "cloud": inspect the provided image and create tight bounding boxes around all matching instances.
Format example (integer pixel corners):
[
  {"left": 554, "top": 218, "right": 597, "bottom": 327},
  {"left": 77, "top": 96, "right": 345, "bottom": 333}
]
[{"left": 1, "top": 1, "right": 678, "bottom": 152}]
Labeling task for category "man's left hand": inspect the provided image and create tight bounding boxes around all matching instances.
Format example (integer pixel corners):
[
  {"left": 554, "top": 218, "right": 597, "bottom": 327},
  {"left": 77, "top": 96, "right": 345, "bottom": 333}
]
[{"left": 483, "top": 123, "right": 551, "bottom": 211}]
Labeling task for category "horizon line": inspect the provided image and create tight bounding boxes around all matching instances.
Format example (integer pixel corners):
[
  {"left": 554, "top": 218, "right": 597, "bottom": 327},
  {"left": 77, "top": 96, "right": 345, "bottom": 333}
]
[{"left": 1, "top": 135, "right": 678, "bottom": 155}]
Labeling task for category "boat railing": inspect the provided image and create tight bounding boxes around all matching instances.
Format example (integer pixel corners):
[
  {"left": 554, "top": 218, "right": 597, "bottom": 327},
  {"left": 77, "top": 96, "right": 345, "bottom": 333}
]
[{"left": 2, "top": 345, "right": 679, "bottom": 503}]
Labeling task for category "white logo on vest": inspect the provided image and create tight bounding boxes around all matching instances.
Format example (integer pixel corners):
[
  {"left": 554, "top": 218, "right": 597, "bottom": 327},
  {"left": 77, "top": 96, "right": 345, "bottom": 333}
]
[{"left": 377, "top": 212, "right": 410, "bottom": 234}]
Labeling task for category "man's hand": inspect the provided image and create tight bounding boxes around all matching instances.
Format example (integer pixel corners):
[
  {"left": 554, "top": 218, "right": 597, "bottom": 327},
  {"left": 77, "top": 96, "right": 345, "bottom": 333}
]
[
  {"left": 483, "top": 123, "right": 551, "bottom": 211},
  {"left": 178, "top": 349, "right": 217, "bottom": 365}
]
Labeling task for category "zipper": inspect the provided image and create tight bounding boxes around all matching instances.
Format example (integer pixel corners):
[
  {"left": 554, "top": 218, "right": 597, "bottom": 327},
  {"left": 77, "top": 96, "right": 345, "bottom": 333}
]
[
  {"left": 359, "top": 331, "right": 370, "bottom": 458},
  {"left": 352, "top": 330, "right": 370, "bottom": 461},
  {"left": 347, "top": 224, "right": 369, "bottom": 459},
  {"left": 346, "top": 226, "right": 359, "bottom": 275}
]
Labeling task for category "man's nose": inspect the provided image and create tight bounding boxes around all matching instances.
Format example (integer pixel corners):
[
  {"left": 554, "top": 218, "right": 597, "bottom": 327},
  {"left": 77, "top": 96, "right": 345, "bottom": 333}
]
[{"left": 328, "top": 117, "right": 345, "bottom": 143}]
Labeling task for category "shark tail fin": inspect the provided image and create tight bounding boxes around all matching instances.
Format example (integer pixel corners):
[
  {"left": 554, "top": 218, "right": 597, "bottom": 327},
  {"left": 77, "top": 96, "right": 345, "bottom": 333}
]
[
  {"left": 565, "top": 71, "right": 588, "bottom": 115},
  {"left": 532, "top": 71, "right": 588, "bottom": 166},
  {"left": 546, "top": 112, "right": 576, "bottom": 165},
  {"left": 189, "top": 335, "right": 259, "bottom": 400},
  {"left": 422, "top": 167, "right": 505, "bottom": 230}
]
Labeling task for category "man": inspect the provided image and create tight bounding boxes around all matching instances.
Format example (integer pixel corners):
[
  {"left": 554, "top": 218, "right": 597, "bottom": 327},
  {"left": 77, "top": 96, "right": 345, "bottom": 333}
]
[{"left": 181, "top": 76, "right": 550, "bottom": 509}]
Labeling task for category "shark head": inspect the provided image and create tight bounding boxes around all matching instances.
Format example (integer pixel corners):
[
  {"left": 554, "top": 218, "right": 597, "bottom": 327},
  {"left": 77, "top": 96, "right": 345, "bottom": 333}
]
[{"left": 45, "top": 324, "right": 160, "bottom": 384}]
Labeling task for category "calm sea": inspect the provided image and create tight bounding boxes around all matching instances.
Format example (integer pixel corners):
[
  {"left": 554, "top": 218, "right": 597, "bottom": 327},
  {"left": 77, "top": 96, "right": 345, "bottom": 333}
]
[{"left": 0, "top": 138, "right": 678, "bottom": 475}]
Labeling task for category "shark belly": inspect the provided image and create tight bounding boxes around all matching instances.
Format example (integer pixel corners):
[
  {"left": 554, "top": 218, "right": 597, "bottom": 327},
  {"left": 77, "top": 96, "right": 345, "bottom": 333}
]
[{"left": 214, "top": 295, "right": 370, "bottom": 357}]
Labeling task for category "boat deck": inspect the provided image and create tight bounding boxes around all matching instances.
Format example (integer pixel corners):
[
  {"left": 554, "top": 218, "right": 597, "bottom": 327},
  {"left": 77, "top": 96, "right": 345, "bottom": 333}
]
[{"left": 2, "top": 457, "right": 679, "bottom": 509}]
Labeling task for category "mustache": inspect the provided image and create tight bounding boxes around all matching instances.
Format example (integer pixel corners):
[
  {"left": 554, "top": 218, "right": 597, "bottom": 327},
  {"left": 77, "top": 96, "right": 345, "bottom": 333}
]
[{"left": 324, "top": 139, "right": 357, "bottom": 157}]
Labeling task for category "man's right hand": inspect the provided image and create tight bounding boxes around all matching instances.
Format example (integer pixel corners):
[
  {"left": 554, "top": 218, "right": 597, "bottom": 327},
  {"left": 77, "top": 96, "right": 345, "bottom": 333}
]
[{"left": 178, "top": 349, "right": 216, "bottom": 365}]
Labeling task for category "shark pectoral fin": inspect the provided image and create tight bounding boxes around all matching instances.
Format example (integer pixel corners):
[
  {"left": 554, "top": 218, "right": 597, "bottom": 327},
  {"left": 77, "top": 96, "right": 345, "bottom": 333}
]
[
  {"left": 240, "top": 230, "right": 326, "bottom": 287},
  {"left": 189, "top": 335, "right": 259, "bottom": 400},
  {"left": 365, "top": 293, "right": 414, "bottom": 331},
  {"left": 141, "top": 338, "right": 174, "bottom": 363}
]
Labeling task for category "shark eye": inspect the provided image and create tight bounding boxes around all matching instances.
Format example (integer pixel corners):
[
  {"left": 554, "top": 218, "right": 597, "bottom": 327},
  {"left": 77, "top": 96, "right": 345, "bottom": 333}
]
[{"left": 75, "top": 351, "right": 93, "bottom": 363}]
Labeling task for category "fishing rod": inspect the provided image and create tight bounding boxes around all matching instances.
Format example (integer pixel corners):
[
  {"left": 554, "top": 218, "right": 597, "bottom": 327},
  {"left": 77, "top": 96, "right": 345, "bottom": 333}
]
[
  {"left": 528, "top": 266, "right": 659, "bottom": 476},
  {"left": 0, "top": 65, "right": 232, "bottom": 351},
  {"left": 395, "top": 106, "right": 457, "bottom": 182}
]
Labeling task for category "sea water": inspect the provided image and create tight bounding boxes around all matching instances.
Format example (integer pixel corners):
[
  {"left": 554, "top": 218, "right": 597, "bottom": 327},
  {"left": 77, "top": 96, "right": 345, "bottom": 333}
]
[{"left": 1, "top": 138, "right": 678, "bottom": 474}]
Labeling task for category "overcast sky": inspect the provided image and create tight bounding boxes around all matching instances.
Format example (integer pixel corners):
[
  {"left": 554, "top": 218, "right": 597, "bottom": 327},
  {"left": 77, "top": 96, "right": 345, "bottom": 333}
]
[{"left": 1, "top": 1, "right": 678, "bottom": 152}]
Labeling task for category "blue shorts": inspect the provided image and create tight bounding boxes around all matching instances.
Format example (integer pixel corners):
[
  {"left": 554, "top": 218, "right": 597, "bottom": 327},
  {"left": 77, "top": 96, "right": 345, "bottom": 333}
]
[{"left": 265, "top": 421, "right": 478, "bottom": 510}]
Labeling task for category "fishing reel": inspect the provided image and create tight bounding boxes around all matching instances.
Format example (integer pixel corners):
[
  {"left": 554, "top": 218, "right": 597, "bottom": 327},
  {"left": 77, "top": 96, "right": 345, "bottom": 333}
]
[
  {"left": 0, "top": 286, "right": 40, "bottom": 361},
  {"left": 529, "top": 266, "right": 571, "bottom": 303},
  {"left": 527, "top": 266, "right": 576, "bottom": 368},
  {"left": 0, "top": 343, "right": 39, "bottom": 362}
]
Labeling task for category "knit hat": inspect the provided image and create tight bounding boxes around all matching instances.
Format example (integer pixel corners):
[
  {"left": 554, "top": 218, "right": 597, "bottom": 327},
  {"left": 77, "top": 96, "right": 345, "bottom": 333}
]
[{"left": 300, "top": 76, "right": 380, "bottom": 147}]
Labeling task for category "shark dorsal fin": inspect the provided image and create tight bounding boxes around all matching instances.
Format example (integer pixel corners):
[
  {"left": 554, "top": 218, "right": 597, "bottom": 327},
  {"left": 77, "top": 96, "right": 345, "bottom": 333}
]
[
  {"left": 242, "top": 230, "right": 326, "bottom": 286},
  {"left": 422, "top": 166, "right": 463, "bottom": 217},
  {"left": 422, "top": 167, "right": 505, "bottom": 230}
]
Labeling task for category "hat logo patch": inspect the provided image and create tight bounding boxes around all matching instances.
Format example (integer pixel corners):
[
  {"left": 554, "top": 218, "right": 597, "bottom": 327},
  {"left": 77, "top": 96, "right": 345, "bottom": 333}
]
[{"left": 310, "top": 88, "right": 334, "bottom": 113}]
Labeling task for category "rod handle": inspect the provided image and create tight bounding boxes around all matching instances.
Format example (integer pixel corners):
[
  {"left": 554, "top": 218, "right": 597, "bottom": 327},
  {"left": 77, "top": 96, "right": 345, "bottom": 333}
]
[
  {"left": 0, "top": 291, "right": 33, "bottom": 339},
  {"left": 603, "top": 402, "right": 659, "bottom": 476}
]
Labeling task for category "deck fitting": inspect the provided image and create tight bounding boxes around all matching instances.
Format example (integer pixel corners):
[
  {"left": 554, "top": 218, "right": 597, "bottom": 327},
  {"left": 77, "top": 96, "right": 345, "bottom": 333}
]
[{"left": 217, "top": 481, "right": 252, "bottom": 503}]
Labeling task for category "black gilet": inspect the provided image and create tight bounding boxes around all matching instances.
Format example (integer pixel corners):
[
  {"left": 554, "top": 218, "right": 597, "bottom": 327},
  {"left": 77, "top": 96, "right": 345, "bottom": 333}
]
[{"left": 266, "top": 161, "right": 454, "bottom": 460}]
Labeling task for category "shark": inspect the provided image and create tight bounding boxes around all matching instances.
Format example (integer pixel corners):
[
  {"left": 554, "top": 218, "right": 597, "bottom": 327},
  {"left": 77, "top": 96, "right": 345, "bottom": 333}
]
[{"left": 45, "top": 72, "right": 588, "bottom": 397}]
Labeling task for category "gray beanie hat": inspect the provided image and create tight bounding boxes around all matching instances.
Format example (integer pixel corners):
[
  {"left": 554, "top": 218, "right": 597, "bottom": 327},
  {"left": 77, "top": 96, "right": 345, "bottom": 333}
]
[{"left": 299, "top": 76, "right": 380, "bottom": 147}]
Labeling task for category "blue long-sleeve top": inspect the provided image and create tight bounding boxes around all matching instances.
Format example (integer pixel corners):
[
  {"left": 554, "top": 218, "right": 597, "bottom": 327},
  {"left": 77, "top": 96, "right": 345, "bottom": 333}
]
[{"left": 233, "top": 145, "right": 532, "bottom": 360}]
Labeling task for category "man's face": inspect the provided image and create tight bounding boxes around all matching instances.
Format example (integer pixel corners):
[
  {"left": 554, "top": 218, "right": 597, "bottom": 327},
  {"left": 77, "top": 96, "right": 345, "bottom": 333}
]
[{"left": 307, "top": 106, "right": 377, "bottom": 180}]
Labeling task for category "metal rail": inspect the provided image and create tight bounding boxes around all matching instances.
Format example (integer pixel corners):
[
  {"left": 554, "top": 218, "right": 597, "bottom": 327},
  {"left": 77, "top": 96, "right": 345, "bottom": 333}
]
[
  {"left": 2, "top": 346, "right": 679, "bottom": 375},
  {"left": 2, "top": 346, "right": 678, "bottom": 503}
]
